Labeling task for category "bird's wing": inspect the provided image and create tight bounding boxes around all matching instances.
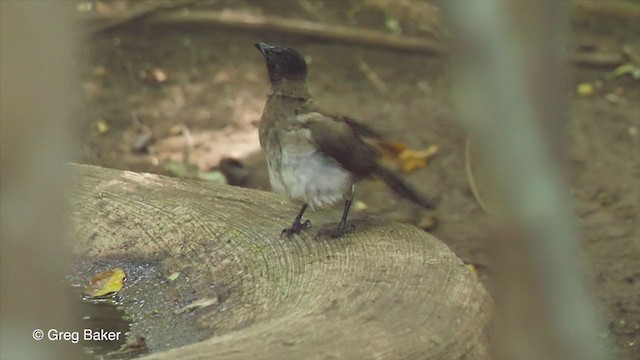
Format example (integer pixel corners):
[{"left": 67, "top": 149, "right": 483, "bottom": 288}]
[
  {"left": 299, "top": 111, "right": 434, "bottom": 208},
  {"left": 297, "top": 108, "right": 435, "bottom": 208},
  {"left": 304, "top": 102, "right": 385, "bottom": 141},
  {"left": 342, "top": 116, "right": 384, "bottom": 140},
  {"left": 298, "top": 112, "right": 379, "bottom": 178}
]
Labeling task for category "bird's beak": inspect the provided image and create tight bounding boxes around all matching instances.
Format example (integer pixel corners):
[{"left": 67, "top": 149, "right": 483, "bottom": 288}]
[{"left": 255, "top": 42, "right": 273, "bottom": 56}]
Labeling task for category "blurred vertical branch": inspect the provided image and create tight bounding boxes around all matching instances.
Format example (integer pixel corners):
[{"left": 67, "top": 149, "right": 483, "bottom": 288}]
[
  {"left": 0, "top": 1, "right": 84, "bottom": 359},
  {"left": 445, "top": 2, "right": 609, "bottom": 359}
]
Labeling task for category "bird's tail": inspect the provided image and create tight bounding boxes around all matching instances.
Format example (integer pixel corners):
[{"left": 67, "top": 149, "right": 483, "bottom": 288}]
[{"left": 374, "top": 166, "right": 433, "bottom": 209}]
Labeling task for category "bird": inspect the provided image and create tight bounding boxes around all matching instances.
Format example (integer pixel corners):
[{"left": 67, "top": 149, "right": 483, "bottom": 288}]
[{"left": 255, "top": 42, "right": 433, "bottom": 239}]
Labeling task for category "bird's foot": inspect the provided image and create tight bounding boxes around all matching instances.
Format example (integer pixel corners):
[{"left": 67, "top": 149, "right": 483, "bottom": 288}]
[
  {"left": 281, "top": 219, "right": 311, "bottom": 239},
  {"left": 315, "top": 224, "right": 355, "bottom": 240}
]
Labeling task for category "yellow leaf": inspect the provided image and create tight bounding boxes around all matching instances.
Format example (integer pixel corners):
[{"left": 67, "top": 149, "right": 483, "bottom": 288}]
[
  {"left": 576, "top": 83, "right": 594, "bottom": 97},
  {"left": 379, "top": 141, "right": 407, "bottom": 155},
  {"left": 84, "top": 268, "right": 126, "bottom": 298},
  {"left": 399, "top": 155, "right": 426, "bottom": 172},
  {"left": 378, "top": 141, "right": 439, "bottom": 173},
  {"left": 92, "top": 66, "right": 106, "bottom": 77},
  {"left": 167, "top": 272, "right": 180, "bottom": 281},
  {"left": 465, "top": 264, "right": 478, "bottom": 279},
  {"left": 96, "top": 120, "right": 110, "bottom": 134},
  {"left": 397, "top": 144, "right": 439, "bottom": 173},
  {"left": 353, "top": 200, "right": 368, "bottom": 212}
]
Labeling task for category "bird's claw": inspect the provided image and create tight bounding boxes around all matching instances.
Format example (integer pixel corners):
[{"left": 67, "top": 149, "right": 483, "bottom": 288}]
[{"left": 281, "top": 219, "right": 311, "bottom": 239}]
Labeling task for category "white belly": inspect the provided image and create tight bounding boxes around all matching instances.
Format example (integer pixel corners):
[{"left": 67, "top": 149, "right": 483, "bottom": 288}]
[{"left": 266, "top": 140, "right": 353, "bottom": 210}]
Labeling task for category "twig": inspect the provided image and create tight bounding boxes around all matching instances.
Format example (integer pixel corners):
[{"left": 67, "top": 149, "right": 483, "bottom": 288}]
[
  {"left": 464, "top": 136, "right": 492, "bottom": 215},
  {"left": 80, "top": 9, "right": 447, "bottom": 55},
  {"left": 78, "top": 2, "right": 637, "bottom": 57},
  {"left": 569, "top": 51, "right": 626, "bottom": 68},
  {"left": 83, "top": 0, "right": 198, "bottom": 35},
  {"left": 297, "top": 0, "right": 324, "bottom": 22},
  {"left": 572, "top": 0, "right": 640, "bottom": 20},
  {"left": 357, "top": 60, "right": 389, "bottom": 94},
  {"left": 181, "top": 126, "right": 193, "bottom": 165}
]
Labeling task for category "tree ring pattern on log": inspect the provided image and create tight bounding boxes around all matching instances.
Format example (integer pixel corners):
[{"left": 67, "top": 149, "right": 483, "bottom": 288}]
[{"left": 69, "top": 164, "right": 492, "bottom": 359}]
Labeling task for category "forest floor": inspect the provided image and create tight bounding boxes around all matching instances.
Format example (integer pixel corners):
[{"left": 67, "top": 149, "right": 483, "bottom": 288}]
[{"left": 76, "top": 1, "right": 639, "bottom": 358}]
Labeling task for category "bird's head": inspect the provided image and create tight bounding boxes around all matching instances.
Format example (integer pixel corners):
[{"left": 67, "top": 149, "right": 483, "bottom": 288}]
[{"left": 255, "top": 42, "right": 308, "bottom": 85}]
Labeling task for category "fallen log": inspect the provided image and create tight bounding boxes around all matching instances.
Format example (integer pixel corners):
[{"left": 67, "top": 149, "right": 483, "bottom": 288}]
[{"left": 68, "top": 163, "right": 491, "bottom": 359}]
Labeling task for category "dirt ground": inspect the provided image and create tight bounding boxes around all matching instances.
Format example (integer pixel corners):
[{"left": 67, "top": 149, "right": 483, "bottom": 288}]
[{"left": 75, "top": 1, "right": 639, "bottom": 358}]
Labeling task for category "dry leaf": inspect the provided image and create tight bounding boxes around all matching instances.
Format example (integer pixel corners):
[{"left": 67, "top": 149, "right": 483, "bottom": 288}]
[
  {"left": 113, "top": 336, "right": 147, "bottom": 356},
  {"left": 96, "top": 120, "right": 110, "bottom": 134},
  {"left": 416, "top": 214, "right": 437, "bottom": 230},
  {"left": 379, "top": 141, "right": 438, "bottom": 173},
  {"left": 605, "top": 93, "right": 625, "bottom": 104},
  {"left": 397, "top": 144, "right": 439, "bottom": 173},
  {"left": 379, "top": 141, "right": 407, "bottom": 154},
  {"left": 76, "top": 2, "right": 93, "bottom": 12},
  {"left": 84, "top": 268, "right": 126, "bottom": 298},
  {"left": 92, "top": 66, "right": 107, "bottom": 77},
  {"left": 169, "top": 124, "right": 184, "bottom": 135},
  {"left": 148, "top": 68, "right": 169, "bottom": 83},
  {"left": 176, "top": 297, "right": 218, "bottom": 314}
]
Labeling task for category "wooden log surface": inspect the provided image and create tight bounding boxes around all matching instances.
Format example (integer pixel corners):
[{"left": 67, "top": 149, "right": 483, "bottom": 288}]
[{"left": 68, "top": 163, "right": 491, "bottom": 359}]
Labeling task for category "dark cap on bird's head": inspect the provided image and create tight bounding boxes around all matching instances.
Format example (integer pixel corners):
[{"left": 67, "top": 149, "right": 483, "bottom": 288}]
[{"left": 255, "top": 42, "right": 308, "bottom": 84}]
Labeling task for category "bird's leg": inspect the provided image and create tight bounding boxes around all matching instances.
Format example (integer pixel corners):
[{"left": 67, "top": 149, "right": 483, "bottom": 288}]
[
  {"left": 333, "top": 198, "right": 355, "bottom": 237},
  {"left": 317, "top": 185, "right": 356, "bottom": 240},
  {"left": 281, "top": 203, "right": 311, "bottom": 238}
]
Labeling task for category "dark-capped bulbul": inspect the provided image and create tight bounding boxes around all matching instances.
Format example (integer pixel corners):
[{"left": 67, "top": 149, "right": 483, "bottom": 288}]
[{"left": 255, "top": 42, "right": 432, "bottom": 239}]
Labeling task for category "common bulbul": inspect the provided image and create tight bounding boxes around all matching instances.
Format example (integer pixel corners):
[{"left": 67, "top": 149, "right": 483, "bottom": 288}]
[{"left": 255, "top": 42, "right": 432, "bottom": 239}]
